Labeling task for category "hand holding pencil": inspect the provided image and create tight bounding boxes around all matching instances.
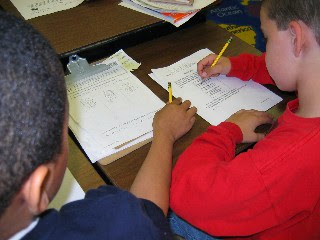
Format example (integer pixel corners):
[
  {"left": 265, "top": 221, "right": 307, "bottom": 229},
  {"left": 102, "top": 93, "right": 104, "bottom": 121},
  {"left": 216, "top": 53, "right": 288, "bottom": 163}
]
[{"left": 197, "top": 36, "right": 233, "bottom": 79}]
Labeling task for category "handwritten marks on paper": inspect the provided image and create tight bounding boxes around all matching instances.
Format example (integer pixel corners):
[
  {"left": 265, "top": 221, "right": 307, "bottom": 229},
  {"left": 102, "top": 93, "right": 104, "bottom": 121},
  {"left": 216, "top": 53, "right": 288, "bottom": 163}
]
[
  {"left": 66, "top": 59, "right": 164, "bottom": 163},
  {"left": 10, "top": 0, "right": 85, "bottom": 19},
  {"left": 150, "top": 48, "right": 282, "bottom": 126},
  {"left": 108, "top": 49, "right": 141, "bottom": 72}
]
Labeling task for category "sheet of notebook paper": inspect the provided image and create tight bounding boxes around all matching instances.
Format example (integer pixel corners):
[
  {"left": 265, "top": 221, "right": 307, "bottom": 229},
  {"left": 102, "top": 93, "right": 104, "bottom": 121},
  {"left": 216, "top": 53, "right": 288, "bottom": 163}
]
[
  {"left": 10, "top": 0, "right": 84, "bottom": 20},
  {"left": 67, "top": 59, "right": 164, "bottom": 163},
  {"left": 150, "top": 48, "right": 282, "bottom": 126}
]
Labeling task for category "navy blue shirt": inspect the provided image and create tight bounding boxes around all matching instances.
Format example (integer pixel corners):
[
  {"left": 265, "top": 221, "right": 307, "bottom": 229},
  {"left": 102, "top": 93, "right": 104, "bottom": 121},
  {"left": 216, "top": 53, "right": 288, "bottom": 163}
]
[{"left": 23, "top": 186, "right": 173, "bottom": 239}]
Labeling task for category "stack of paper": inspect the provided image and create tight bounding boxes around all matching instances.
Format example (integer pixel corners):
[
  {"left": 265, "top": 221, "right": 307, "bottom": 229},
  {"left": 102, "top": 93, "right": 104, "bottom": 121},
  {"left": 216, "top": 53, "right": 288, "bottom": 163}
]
[
  {"left": 149, "top": 49, "right": 283, "bottom": 125},
  {"left": 66, "top": 51, "right": 164, "bottom": 163},
  {"left": 148, "top": 0, "right": 194, "bottom": 6},
  {"left": 119, "top": 0, "right": 217, "bottom": 27}
]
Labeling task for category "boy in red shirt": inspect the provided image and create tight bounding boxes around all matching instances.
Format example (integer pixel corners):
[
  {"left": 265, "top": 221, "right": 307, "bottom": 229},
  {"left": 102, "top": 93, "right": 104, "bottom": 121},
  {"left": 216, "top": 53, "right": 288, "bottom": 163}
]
[{"left": 169, "top": 0, "right": 320, "bottom": 239}]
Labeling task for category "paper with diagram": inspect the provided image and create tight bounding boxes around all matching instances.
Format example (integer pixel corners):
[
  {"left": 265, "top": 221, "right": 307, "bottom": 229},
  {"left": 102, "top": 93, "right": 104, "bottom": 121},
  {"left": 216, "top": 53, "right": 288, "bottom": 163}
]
[{"left": 66, "top": 59, "right": 164, "bottom": 163}]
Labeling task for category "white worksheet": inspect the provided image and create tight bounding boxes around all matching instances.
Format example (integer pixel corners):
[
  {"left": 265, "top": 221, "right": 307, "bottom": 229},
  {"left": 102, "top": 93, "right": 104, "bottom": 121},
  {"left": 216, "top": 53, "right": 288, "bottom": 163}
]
[
  {"left": 10, "top": 0, "right": 84, "bottom": 20},
  {"left": 150, "top": 48, "right": 282, "bottom": 125},
  {"left": 67, "top": 60, "right": 164, "bottom": 162}
]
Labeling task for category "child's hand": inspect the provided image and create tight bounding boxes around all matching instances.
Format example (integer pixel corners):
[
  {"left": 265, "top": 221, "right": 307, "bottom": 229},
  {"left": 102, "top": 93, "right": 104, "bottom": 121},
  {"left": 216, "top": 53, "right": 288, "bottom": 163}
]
[
  {"left": 226, "top": 109, "right": 274, "bottom": 143},
  {"left": 197, "top": 54, "right": 231, "bottom": 79},
  {"left": 153, "top": 98, "right": 197, "bottom": 143}
]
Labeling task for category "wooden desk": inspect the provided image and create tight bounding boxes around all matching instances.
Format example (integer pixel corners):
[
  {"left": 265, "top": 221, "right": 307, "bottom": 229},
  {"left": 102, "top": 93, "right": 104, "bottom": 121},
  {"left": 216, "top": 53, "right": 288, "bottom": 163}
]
[
  {"left": 0, "top": 0, "right": 160, "bottom": 54},
  {"left": 96, "top": 21, "right": 295, "bottom": 190},
  {"left": 0, "top": 2, "right": 293, "bottom": 192},
  {"left": 0, "top": 0, "right": 212, "bottom": 192},
  {"left": 0, "top": 0, "right": 206, "bottom": 65}
]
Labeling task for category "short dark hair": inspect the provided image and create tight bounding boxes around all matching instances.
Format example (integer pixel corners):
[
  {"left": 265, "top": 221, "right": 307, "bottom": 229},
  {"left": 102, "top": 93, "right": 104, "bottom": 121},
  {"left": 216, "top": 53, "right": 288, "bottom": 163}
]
[
  {"left": 262, "top": 0, "right": 320, "bottom": 45},
  {"left": 0, "top": 11, "right": 66, "bottom": 216}
]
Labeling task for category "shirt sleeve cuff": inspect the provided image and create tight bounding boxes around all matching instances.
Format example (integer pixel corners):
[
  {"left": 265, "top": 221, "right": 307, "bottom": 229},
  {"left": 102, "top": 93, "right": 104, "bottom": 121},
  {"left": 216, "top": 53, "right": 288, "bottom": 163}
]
[{"left": 217, "top": 121, "right": 243, "bottom": 144}]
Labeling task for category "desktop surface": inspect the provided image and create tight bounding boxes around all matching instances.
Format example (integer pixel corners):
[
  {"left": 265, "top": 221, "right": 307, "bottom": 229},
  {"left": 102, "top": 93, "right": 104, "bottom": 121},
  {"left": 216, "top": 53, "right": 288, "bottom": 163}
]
[
  {"left": 95, "top": 21, "right": 295, "bottom": 190},
  {"left": 0, "top": 0, "right": 207, "bottom": 66},
  {"left": 0, "top": 2, "right": 294, "bottom": 192},
  {"left": 0, "top": 0, "right": 159, "bottom": 54}
]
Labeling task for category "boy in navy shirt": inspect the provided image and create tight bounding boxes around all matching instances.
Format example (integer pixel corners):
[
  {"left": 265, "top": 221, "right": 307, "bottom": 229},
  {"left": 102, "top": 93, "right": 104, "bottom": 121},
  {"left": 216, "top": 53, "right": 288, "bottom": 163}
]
[{"left": 0, "top": 11, "right": 196, "bottom": 240}]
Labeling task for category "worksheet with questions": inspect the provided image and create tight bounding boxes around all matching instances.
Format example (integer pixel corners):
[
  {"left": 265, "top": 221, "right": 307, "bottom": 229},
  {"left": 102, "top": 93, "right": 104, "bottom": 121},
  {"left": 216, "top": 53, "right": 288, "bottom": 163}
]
[{"left": 150, "top": 48, "right": 282, "bottom": 125}]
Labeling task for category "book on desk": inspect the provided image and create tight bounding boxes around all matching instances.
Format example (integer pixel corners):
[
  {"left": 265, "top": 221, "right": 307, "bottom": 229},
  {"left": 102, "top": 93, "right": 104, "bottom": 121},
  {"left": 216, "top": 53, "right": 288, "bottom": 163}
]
[{"left": 119, "top": 0, "right": 217, "bottom": 27}]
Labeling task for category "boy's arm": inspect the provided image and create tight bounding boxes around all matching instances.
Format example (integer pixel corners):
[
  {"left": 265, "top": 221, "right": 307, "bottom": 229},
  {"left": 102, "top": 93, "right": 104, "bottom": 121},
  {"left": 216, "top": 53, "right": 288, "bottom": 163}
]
[
  {"left": 170, "top": 110, "right": 278, "bottom": 236},
  {"left": 198, "top": 53, "right": 274, "bottom": 85},
  {"left": 228, "top": 53, "right": 275, "bottom": 85},
  {"left": 130, "top": 98, "right": 197, "bottom": 216}
]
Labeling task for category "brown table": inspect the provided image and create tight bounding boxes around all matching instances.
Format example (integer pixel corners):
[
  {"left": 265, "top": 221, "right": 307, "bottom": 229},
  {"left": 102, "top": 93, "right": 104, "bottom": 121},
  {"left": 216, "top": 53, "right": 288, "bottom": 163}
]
[
  {"left": 96, "top": 21, "right": 295, "bottom": 190},
  {"left": 0, "top": 0, "right": 160, "bottom": 54},
  {"left": 0, "top": 0, "right": 206, "bottom": 66},
  {"left": 0, "top": 0, "right": 203, "bottom": 192},
  {"left": 0, "top": 2, "right": 294, "bottom": 192}
]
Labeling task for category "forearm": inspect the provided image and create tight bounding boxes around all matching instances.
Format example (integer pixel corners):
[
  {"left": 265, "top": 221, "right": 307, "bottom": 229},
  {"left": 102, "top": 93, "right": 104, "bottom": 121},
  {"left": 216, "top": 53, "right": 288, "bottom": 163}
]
[
  {"left": 170, "top": 123, "right": 242, "bottom": 213},
  {"left": 130, "top": 97, "right": 196, "bottom": 215},
  {"left": 170, "top": 124, "right": 274, "bottom": 236},
  {"left": 130, "top": 134, "right": 174, "bottom": 216},
  {"left": 228, "top": 53, "right": 275, "bottom": 85}
]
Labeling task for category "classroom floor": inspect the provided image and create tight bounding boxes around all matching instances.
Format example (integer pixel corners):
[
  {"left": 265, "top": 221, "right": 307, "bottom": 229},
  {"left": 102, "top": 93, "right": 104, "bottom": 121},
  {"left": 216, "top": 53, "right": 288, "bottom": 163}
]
[{"left": 207, "top": 0, "right": 265, "bottom": 52}]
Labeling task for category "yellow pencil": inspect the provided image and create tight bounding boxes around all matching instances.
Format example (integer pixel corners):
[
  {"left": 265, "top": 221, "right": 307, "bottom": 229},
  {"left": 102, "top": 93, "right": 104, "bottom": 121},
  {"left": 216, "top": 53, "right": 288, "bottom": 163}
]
[
  {"left": 211, "top": 36, "right": 233, "bottom": 68},
  {"left": 168, "top": 82, "right": 172, "bottom": 103}
]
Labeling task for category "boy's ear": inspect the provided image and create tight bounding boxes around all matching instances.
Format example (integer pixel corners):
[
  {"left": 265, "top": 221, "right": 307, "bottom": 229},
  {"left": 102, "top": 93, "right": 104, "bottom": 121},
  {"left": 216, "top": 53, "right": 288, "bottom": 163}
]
[
  {"left": 289, "top": 21, "right": 303, "bottom": 58},
  {"left": 21, "top": 165, "right": 50, "bottom": 215}
]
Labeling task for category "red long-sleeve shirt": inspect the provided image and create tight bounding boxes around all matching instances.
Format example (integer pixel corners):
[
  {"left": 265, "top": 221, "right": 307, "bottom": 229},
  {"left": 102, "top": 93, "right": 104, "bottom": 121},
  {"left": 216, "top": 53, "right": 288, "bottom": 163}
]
[{"left": 170, "top": 54, "right": 320, "bottom": 239}]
